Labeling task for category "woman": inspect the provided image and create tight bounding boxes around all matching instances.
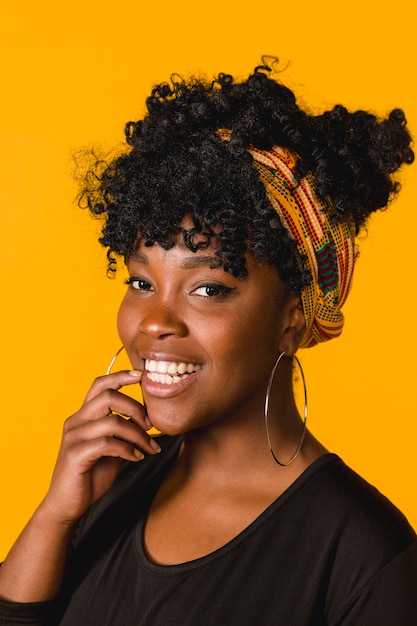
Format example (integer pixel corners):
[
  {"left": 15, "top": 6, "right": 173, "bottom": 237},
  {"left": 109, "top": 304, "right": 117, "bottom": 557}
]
[{"left": 0, "top": 61, "right": 416, "bottom": 625}]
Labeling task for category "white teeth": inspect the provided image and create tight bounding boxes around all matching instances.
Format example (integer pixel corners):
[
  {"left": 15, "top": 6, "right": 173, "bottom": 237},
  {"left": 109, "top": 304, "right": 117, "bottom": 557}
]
[
  {"left": 147, "top": 373, "right": 185, "bottom": 385},
  {"left": 177, "top": 363, "right": 187, "bottom": 375},
  {"left": 167, "top": 362, "right": 178, "bottom": 375},
  {"left": 144, "top": 359, "right": 201, "bottom": 384}
]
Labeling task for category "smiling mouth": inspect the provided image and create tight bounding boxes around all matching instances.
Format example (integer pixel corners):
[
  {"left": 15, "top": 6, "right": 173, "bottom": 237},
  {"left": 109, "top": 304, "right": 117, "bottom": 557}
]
[{"left": 145, "top": 359, "right": 201, "bottom": 385}]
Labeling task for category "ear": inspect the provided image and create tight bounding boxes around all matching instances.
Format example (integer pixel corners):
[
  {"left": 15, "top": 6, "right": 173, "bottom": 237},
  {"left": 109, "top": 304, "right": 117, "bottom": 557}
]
[{"left": 277, "top": 295, "right": 306, "bottom": 356}]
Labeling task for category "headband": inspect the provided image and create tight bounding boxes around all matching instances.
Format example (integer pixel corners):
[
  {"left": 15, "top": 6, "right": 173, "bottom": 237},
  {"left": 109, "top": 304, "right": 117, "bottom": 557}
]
[{"left": 219, "top": 131, "right": 357, "bottom": 348}]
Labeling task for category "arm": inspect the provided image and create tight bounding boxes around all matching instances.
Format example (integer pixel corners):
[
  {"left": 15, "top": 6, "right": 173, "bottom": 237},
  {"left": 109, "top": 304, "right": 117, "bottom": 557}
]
[{"left": 0, "top": 369, "right": 160, "bottom": 603}]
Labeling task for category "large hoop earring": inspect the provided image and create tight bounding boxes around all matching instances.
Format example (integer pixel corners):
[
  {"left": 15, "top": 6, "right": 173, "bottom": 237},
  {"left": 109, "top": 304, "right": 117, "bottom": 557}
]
[
  {"left": 264, "top": 352, "right": 308, "bottom": 467},
  {"left": 106, "top": 346, "right": 125, "bottom": 375}
]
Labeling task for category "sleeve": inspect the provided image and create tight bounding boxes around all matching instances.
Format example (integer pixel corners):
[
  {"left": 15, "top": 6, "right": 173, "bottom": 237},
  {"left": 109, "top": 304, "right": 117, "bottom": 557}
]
[
  {"left": 0, "top": 438, "right": 180, "bottom": 626},
  {"left": 334, "top": 541, "right": 417, "bottom": 625},
  {"left": 0, "top": 597, "right": 57, "bottom": 625}
]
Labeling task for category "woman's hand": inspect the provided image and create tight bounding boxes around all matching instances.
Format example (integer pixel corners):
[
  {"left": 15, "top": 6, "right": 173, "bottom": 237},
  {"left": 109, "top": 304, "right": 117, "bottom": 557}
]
[
  {"left": 0, "top": 369, "right": 161, "bottom": 603},
  {"left": 41, "top": 369, "right": 160, "bottom": 525}
]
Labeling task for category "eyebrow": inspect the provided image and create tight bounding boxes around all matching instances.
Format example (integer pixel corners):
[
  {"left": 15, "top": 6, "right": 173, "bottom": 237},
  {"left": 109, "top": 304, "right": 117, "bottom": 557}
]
[
  {"left": 180, "top": 256, "right": 222, "bottom": 269},
  {"left": 129, "top": 252, "right": 222, "bottom": 270},
  {"left": 130, "top": 252, "right": 148, "bottom": 264}
]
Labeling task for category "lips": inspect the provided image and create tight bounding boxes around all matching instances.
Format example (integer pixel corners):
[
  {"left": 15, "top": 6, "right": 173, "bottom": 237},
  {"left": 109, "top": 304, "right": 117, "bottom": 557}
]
[{"left": 144, "top": 359, "right": 201, "bottom": 386}]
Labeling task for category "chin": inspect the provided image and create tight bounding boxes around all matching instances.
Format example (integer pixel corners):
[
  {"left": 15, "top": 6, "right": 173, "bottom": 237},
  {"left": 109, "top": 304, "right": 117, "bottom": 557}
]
[
  {"left": 149, "top": 412, "right": 210, "bottom": 438},
  {"left": 143, "top": 395, "right": 204, "bottom": 436},
  {"left": 145, "top": 408, "right": 188, "bottom": 437}
]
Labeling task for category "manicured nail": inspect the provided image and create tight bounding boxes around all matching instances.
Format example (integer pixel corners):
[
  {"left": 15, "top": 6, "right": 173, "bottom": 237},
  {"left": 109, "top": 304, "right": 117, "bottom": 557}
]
[
  {"left": 144, "top": 415, "right": 153, "bottom": 430},
  {"left": 128, "top": 370, "right": 142, "bottom": 377},
  {"left": 150, "top": 438, "right": 162, "bottom": 453},
  {"left": 134, "top": 448, "right": 145, "bottom": 460}
]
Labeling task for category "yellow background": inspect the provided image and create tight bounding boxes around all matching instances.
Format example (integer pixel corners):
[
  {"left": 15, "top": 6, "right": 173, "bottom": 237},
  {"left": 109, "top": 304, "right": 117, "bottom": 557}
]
[{"left": 1, "top": 1, "right": 416, "bottom": 559}]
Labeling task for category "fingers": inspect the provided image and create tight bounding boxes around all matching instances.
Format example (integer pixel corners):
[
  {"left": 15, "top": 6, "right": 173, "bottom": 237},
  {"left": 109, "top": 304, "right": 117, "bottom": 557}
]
[
  {"left": 80, "top": 368, "right": 152, "bottom": 433},
  {"left": 64, "top": 369, "right": 160, "bottom": 459},
  {"left": 64, "top": 411, "right": 161, "bottom": 458},
  {"left": 43, "top": 369, "right": 159, "bottom": 523},
  {"left": 83, "top": 370, "right": 143, "bottom": 404},
  {"left": 64, "top": 433, "right": 147, "bottom": 469},
  {"left": 81, "top": 387, "right": 147, "bottom": 428}
]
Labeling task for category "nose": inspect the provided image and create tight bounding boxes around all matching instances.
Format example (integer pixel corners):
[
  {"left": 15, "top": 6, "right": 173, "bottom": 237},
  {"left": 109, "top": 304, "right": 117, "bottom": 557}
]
[{"left": 139, "top": 301, "right": 188, "bottom": 339}]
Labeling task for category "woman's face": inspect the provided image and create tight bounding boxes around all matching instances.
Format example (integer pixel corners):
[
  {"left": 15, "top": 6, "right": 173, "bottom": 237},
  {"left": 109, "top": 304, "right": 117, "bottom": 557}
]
[{"left": 117, "top": 235, "right": 303, "bottom": 435}]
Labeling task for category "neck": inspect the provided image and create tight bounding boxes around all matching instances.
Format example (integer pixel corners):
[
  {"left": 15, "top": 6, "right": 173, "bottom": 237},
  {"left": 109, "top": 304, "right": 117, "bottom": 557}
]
[{"left": 177, "top": 357, "right": 313, "bottom": 488}]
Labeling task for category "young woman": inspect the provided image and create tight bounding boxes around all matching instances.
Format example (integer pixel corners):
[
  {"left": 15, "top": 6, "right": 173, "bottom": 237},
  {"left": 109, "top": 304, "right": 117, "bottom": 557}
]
[{"left": 0, "top": 61, "right": 416, "bottom": 625}]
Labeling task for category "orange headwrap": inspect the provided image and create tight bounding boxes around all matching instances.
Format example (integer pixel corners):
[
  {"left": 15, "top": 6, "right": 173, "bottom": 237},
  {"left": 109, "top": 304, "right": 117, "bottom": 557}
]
[{"left": 219, "top": 131, "right": 357, "bottom": 348}]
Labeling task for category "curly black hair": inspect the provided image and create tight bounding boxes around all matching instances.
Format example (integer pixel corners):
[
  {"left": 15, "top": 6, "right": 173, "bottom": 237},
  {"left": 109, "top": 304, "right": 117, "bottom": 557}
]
[{"left": 79, "top": 60, "right": 414, "bottom": 294}]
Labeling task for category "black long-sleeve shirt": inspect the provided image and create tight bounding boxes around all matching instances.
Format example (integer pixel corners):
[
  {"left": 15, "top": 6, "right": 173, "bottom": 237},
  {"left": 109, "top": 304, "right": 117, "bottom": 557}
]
[{"left": 1, "top": 436, "right": 416, "bottom": 625}]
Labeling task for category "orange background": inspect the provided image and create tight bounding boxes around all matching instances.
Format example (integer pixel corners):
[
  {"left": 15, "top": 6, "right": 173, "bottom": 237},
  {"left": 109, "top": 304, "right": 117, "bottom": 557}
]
[{"left": 1, "top": 1, "right": 416, "bottom": 558}]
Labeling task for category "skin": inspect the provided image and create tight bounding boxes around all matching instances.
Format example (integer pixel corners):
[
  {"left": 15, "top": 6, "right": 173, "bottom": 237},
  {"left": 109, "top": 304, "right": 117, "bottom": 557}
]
[
  {"left": 120, "top": 236, "right": 326, "bottom": 564},
  {"left": 119, "top": 240, "right": 299, "bottom": 435},
  {"left": 0, "top": 231, "right": 327, "bottom": 599}
]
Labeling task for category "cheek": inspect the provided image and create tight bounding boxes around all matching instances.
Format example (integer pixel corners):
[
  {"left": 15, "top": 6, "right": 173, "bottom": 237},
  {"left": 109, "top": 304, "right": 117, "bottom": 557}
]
[
  {"left": 233, "top": 303, "right": 281, "bottom": 348},
  {"left": 117, "top": 297, "right": 136, "bottom": 344},
  {"left": 202, "top": 308, "right": 279, "bottom": 372}
]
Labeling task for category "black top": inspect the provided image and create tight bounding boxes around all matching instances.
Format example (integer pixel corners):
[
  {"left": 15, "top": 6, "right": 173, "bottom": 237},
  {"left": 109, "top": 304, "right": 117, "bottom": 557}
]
[{"left": 1, "top": 436, "right": 416, "bottom": 625}]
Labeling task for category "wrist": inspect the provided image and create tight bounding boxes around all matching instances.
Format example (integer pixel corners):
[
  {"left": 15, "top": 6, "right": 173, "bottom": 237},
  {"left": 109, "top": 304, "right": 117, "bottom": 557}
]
[{"left": 35, "top": 498, "right": 80, "bottom": 534}]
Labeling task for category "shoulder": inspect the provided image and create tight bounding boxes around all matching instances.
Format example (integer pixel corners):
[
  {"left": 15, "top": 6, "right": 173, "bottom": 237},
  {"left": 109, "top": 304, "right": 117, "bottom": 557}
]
[
  {"left": 297, "top": 455, "right": 417, "bottom": 623},
  {"left": 277, "top": 454, "right": 415, "bottom": 575},
  {"left": 307, "top": 455, "right": 415, "bottom": 549}
]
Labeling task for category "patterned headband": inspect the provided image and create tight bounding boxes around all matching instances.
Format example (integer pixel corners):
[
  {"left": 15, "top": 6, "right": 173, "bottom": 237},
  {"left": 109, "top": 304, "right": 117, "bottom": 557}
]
[{"left": 219, "top": 131, "right": 357, "bottom": 348}]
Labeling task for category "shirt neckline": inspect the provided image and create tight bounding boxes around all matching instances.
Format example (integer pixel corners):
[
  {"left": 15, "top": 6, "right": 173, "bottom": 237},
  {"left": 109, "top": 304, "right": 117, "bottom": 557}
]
[{"left": 134, "top": 451, "right": 340, "bottom": 576}]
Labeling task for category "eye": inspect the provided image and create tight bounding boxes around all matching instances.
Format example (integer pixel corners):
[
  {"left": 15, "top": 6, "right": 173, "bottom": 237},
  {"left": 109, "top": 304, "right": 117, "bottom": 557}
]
[
  {"left": 125, "top": 277, "right": 153, "bottom": 291},
  {"left": 192, "top": 284, "right": 235, "bottom": 298}
]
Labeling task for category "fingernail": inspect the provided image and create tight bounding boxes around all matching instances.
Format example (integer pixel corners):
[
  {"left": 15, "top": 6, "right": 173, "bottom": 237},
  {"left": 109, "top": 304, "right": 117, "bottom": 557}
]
[
  {"left": 134, "top": 448, "right": 145, "bottom": 460},
  {"left": 128, "top": 370, "right": 142, "bottom": 377},
  {"left": 150, "top": 438, "right": 161, "bottom": 453},
  {"left": 144, "top": 415, "right": 153, "bottom": 430}
]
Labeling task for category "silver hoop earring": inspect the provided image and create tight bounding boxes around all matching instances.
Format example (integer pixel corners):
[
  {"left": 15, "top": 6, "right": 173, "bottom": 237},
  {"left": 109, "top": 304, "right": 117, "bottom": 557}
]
[
  {"left": 264, "top": 352, "right": 308, "bottom": 467},
  {"left": 106, "top": 346, "right": 125, "bottom": 375}
]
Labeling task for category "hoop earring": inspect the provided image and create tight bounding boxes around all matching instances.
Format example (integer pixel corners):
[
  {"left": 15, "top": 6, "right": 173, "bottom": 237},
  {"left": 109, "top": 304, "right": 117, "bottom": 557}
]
[
  {"left": 106, "top": 346, "right": 125, "bottom": 375},
  {"left": 264, "top": 352, "right": 308, "bottom": 467}
]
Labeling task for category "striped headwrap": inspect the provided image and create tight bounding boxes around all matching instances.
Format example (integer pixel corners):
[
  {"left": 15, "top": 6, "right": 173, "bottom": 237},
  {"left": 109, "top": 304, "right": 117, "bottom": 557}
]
[{"left": 219, "top": 131, "right": 358, "bottom": 348}]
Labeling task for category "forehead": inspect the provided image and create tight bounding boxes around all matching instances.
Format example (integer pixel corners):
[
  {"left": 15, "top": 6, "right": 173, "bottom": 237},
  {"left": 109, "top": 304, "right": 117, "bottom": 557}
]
[
  {"left": 129, "top": 230, "right": 222, "bottom": 268},
  {"left": 128, "top": 235, "right": 281, "bottom": 287},
  {"left": 132, "top": 215, "right": 223, "bottom": 264},
  {"left": 129, "top": 247, "right": 223, "bottom": 271}
]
